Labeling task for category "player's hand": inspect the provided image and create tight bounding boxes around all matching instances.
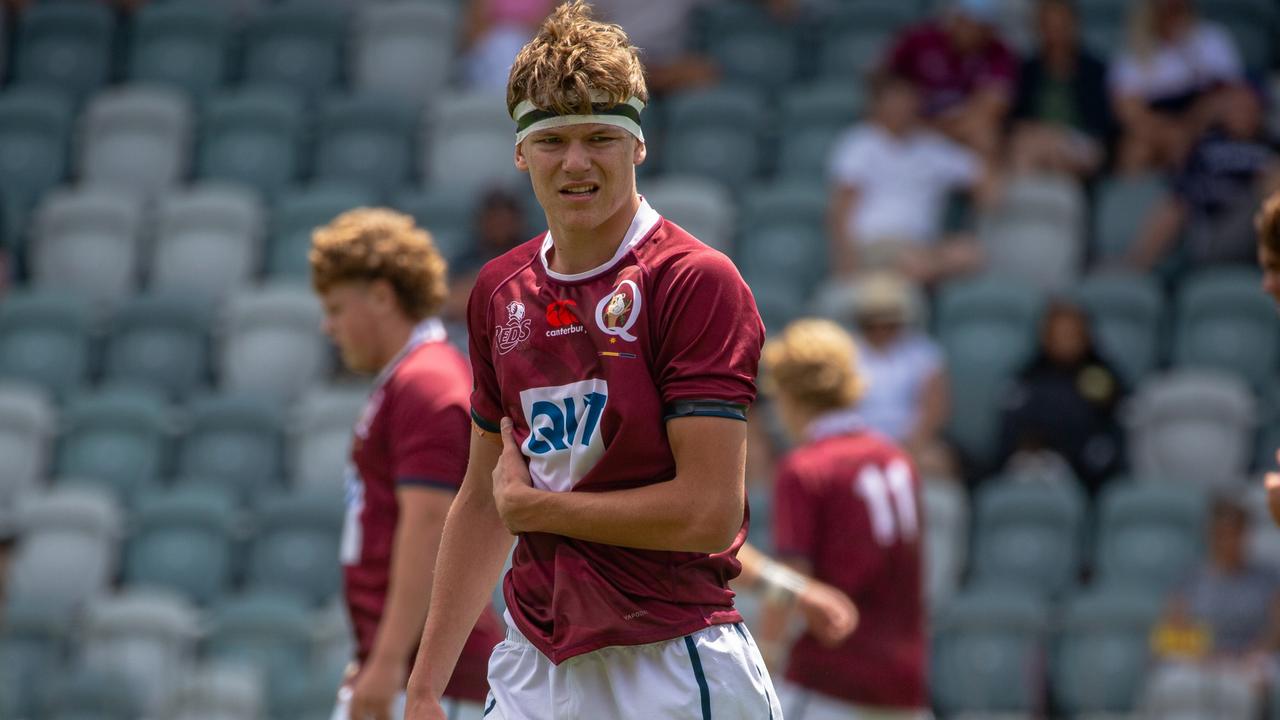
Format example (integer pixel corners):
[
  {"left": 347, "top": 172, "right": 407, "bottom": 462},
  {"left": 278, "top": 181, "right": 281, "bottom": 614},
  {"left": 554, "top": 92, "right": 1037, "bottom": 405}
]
[
  {"left": 493, "top": 417, "right": 536, "bottom": 533},
  {"left": 348, "top": 656, "right": 404, "bottom": 720},
  {"left": 403, "top": 669, "right": 447, "bottom": 720},
  {"left": 1266, "top": 450, "right": 1280, "bottom": 526},
  {"left": 796, "top": 580, "right": 858, "bottom": 648}
]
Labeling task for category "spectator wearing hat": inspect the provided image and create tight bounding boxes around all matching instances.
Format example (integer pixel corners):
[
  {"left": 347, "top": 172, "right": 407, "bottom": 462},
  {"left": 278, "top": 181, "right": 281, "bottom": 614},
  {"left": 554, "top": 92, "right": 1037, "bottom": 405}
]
[{"left": 849, "top": 273, "right": 952, "bottom": 474}]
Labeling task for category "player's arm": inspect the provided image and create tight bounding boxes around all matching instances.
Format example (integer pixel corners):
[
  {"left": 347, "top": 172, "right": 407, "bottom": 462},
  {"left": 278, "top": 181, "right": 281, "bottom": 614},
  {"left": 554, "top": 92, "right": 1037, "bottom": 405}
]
[
  {"left": 736, "top": 543, "right": 857, "bottom": 667},
  {"left": 405, "top": 427, "right": 514, "bottom": 716},
  {"left": 492, "top": 415, "right": 746, "bottom": 553},
  {"left": 352, "top": 486, "right": 454, "bottom": 719}
]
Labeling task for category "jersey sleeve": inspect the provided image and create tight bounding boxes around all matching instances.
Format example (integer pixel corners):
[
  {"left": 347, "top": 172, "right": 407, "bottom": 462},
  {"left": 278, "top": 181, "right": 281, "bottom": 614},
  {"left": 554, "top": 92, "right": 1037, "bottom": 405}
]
[
  {"left": 466, "top": 272, "right": 503, "bottom": 434},
  {"left": 652, "top": 250, "right": 764, "bottom": 421},
  {"left": 772, "top": 459, "right": 819, "bottom": 561},
  {"left": 387, "top": 374, "right": 471, "bottom": 491}
]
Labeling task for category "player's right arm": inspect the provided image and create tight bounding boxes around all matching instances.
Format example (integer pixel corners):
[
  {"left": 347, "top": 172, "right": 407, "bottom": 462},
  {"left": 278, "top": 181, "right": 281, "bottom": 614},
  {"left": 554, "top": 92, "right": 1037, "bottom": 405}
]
[{"left": 404, "top": 426, "right": 513, "bottom": 719}]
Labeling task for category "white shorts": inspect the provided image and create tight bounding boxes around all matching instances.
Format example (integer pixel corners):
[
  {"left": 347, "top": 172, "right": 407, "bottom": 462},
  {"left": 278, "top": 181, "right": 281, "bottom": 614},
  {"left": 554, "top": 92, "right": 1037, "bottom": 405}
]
[
  {"left": 484, "top": 618, "right": 783, "bottom": 719},
  {"left": 779, "top": 682, "right": 931, "bottom": 720},
  {"left": 331, "top": 685, "right": 486, "bottom": 720}
]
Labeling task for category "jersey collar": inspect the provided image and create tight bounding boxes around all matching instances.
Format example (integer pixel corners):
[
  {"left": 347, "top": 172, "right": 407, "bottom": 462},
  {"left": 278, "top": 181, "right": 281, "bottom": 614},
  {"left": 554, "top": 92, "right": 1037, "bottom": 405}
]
[
  {"left": 806, "top": 407, "right": 865, "bottom": 442},
  {"left": 539, "top": 197, "right": 660, "bottom": 283},
  {"left": 372, "top": 317, "right": 446, "bottom": 390}
]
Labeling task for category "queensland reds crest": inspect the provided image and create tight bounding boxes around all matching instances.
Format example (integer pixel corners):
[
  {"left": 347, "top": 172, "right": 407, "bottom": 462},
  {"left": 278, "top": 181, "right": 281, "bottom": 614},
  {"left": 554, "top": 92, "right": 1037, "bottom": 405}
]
[
  {"left": 595, "top": 279, "right": 641, "bottom": 342},
  {"left": 496, "top": 300, "right": 532, "bottom": 354}
]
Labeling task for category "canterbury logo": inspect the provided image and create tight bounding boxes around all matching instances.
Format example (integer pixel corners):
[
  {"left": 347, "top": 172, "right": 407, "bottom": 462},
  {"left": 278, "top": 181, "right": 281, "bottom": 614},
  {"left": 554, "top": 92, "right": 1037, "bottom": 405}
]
[{"left": 545, "top": 300, "right": 585, "bottom": 337}]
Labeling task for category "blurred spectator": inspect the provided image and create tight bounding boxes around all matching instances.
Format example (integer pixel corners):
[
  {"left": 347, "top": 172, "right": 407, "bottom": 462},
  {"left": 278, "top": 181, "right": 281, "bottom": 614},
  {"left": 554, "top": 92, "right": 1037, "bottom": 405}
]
[
  {"left": 999, "top": 299, "right": 1125, "bottom": 495},
  {"left": 848, "top": 273, "right": 950, "bottom": 468},
  {"left": 443, "top": 189, "right": 531, "bottom": 325},
  {"left": 461, "top": 0, "right": 557, "bottom": 91},
  {"left": 1127, "top": 83, "right": 1280, "bottom": 271},
  {"left": 1154, "top": 495, "right": 1280, "bottom": 663},
  {"left": 1009, "top": 0, "right": 1114, "bottom": 178},
  {"left": 1109, "top": 0, "right": 1244, "bottom": 173},
  {"left": 591, "top": 0, "right": 719, "bottom": 95},
  {"left": 885, "top": 0, "right": 1018, "bottom": 158},
  {"left": 827, "top": 72, "right": 997, "bottom": 286},
  {"left": 0, "top": 509, "right": 13, "bottom": 604}
]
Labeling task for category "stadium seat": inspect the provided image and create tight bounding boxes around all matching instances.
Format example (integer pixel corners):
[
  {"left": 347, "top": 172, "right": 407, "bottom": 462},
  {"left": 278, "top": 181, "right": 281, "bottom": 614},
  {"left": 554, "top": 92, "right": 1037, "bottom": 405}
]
[
  {"left": 390, "top": 186, "right": 479, "bottom": 263},
  {"left": 738, "top": 180, "right": 828, "bottom": 292},
  {"left": 245, "top": 492, "right": 344, "bottom": 606},
  {"left": 219, "top": 283, "right": 330, "bottom": 402},
  {"left": 662, "top": 86, "right": 767, "bottom": 190},
  {"left": 14, "top": 4, "right": 114, "bottom": 101},
  {"left": 0, "top": 597, "right": 72, "bottom": 720},
  {"left": 936, "top": 276, "right": 1044, "bottom": 468},
  {"left": 29, "top": 187, "right": 145, "bottom": 307},
  {"left": 776, "top": 82, "right": 864, "bottom": 180},
  {"left": 207, "top": 592, "right": 314, "bottom": 698},
  {"left": 425, "top": 91, "right": 524, "bottom": 195},
  {"left": 312, "top": 598, "right": 355, "bottom": 685},
  {"left": 1200, "top": 0, "right": 1274, "bottom": 71},
  {"left": 1125, "top": 371, "right": 1255, "bottom": 489},
  {"left": 0, "top": 291, "right": 93, "bottom": 399},
  {"left": 40, "top": 666, "right": 143, "bottom": 720},
  {"left": 168, "top": 662, "right": 266, "bottom": 720},
  {"left": 1073, "top": 271, "right": 1165, "bottom": 387},
  {"left": 53, "top": 389, "right": 171, "bottom": 504},
  {"left": 1094, "top": 480, "right": 1207, "bottom": 591},
  {"left": 79, "top": 590, "right": 201, "bottom": 716},
  {"left": 1142, "top": 662, "right": 1259, "bottom": 719},
  {"left": 0, "top": 87, "right": 73, "bottom": 209},
  {"left": 1052, "top": 585, "right": 1164, "bottom": 716},
  {"left": 197, "top": 89, "right": 305, "bottom": 198},
  {"left": 0, "top": 383, "right": 56, "bottom": 507},
  {"left": 970, "top": 477, "right": 1085, "bottom": 597},
  {"left": 703, "top": 4, "right": 799, "bottom": 91},
  {"left": 315, "top": 94, "right": 419, "bottom": 193},
  {"left": 177, "top": 394, "right": 286, "bottom": 502},
  {"left": 1092, "top": 173, "right": 1166, "bottom": 262},
  {"left": 291, "top": 385, "right": 368, "bottom": 493},
  {"left": 1172, "top": 268, "right": 1277, "bottom": 391},
  {"left": 267, "top": 184, "right": 379, "bottom": 278},
  {"left": 127, "top": 3, "right": 232, "bottom": 99},
  {"left": 103, "top": 293, "right": 214, "bottom": 399},
  {"left": 817, "top": 29, "right": 892, "bottom": 84},
  {"left": 639, "top": 175, "right": 735, "bottom": 253},
  {"left": 79, "top": 86, "right": 193, "bottom": 195},
  {"left": 8, "top": 487, "right": 123, "bottom": 614},
  {"left": 931, "top": 587, "right": 1048, "bottom": 716},
  {"left": 749, "top": 277, "right": 807, "bottom": 334},
  {"left": 977, "top": 173, "right": 1085, "bottom": 292},
  {"left": 124, "top": 486, "right": 238, "bottom": 606},
  {"left": 922, "top": 475, "right": 968, "bottom": 606},
  {"left": 150, "top": 184, "right": 266, "bottom": 302},
  {"left": 351, "top": 1, "right": 457, "bottom": 106},
  {"left": 242, "top": 2, "right": 345, "bottom": 98}
]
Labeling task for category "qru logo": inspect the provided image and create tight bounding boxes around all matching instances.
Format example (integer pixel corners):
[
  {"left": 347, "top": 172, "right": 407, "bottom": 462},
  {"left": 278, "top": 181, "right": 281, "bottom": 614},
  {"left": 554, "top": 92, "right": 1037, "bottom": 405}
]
[{"left": 496, "top": 300, "right": 532, "bottom": 355}]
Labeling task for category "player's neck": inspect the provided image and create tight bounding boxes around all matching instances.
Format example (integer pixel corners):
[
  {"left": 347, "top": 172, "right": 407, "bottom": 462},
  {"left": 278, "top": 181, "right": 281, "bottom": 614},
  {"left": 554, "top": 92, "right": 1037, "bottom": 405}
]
[
  {"left": 546, "top": 193, "right": 642, "bottom": 275},
  {"left": 373, "top": 315, "right": 417, "bottom": 372}
]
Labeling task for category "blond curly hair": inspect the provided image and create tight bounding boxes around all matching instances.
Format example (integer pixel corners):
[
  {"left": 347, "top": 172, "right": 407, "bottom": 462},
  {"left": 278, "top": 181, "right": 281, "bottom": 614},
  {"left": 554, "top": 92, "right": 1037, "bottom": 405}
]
[
  {"left": 506, "top": 0, "right": 648, "bottom": 118},
  {"left": 309, "top": 207, "right": 447, "bottom": 321},
  {"left": 762, "top": 318, "right": 865, "bottom": 413}
]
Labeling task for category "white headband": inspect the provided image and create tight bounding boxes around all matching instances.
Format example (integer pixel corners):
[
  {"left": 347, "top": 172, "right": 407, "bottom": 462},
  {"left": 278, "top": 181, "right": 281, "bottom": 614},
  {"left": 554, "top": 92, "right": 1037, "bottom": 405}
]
[{"left": 512, "top": 96, "right": 645, "bottom": 145}]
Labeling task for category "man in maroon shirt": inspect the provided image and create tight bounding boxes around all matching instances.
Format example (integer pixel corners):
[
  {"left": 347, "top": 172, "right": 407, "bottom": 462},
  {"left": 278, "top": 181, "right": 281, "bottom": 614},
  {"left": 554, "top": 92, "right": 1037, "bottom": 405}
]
[
  {"left": 405, "top": 3, "right": 779, "bottom": 719},
  {"left": 311, "top": 208, "right": 504, "bottom": 720},
  {"left": 885, "top": 0, "right": 1017, "bottom": 158},
  {"left": 756, "top": 319, "right": 928, "bottom": 720}
]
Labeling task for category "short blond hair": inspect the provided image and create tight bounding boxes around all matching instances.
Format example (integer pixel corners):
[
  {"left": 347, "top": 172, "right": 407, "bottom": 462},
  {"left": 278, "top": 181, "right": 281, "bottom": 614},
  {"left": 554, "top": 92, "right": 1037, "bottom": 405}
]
[
  {"left": 506, "top": 0, "right": 648, "bottom": 118},
  {"left": 309, "top": 208, "right": 447, "bottom": 321},
  {"left": 761, "top": 319, "right": 865, "bottom": 413}
]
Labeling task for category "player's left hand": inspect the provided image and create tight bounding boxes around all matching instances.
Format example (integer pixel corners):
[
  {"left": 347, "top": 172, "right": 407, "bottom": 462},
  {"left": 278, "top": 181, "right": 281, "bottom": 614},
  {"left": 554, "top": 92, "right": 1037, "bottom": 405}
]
[
  {"left": 348, "top": 656, "right": 405, "bottom": 720},
  {"left": 493, "top": 417, "right": 536, "bottom": 533},
  {"left": 796, "top": 580, "right": 859, "bottom": 648}
]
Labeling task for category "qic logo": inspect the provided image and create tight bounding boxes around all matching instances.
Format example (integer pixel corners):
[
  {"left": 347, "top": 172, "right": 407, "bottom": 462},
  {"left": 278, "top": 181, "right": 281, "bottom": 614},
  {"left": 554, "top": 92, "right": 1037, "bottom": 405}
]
[{"left": 545, "top": 299, "right": 585, "bottom": 337}]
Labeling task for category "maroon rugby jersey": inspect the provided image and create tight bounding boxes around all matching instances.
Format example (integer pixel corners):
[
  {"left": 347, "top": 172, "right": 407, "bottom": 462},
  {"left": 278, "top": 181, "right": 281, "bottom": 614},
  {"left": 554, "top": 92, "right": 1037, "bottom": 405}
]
[
  {"left": 467, "top": 199, "right": 765, "bottom": 663},
  {"left": 342, "top": 321, "right": 504, "bottom": 702},
  {"left": 773, "top": 410, "right": 927, "bottom": 709}
]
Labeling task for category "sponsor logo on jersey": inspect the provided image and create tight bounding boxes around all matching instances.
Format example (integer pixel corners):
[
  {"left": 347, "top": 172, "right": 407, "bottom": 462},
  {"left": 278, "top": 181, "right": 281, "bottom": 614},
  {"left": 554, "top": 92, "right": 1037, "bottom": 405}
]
[
  {"left": 595, "top": 279, "right": 641, "bottom": 342},
  {"left": 545, "top": 299, "right": 585, "bottom": 337},
  {"left": 496, "top": 300, "right": 532, "bottom": 354}
]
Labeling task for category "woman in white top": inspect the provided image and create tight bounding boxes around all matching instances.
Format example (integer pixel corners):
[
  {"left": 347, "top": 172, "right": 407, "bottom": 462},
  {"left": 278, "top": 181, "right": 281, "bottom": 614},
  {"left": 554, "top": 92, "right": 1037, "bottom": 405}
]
[{"left": 1109, "top": 0, "right": 1244, "bottom": 172}]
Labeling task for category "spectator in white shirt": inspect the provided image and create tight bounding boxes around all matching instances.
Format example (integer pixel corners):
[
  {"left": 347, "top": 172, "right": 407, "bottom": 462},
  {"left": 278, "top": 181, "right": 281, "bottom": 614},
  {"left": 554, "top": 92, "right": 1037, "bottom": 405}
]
[{"left": 827, "top": 72, "right": 999, "bottom": 286}]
